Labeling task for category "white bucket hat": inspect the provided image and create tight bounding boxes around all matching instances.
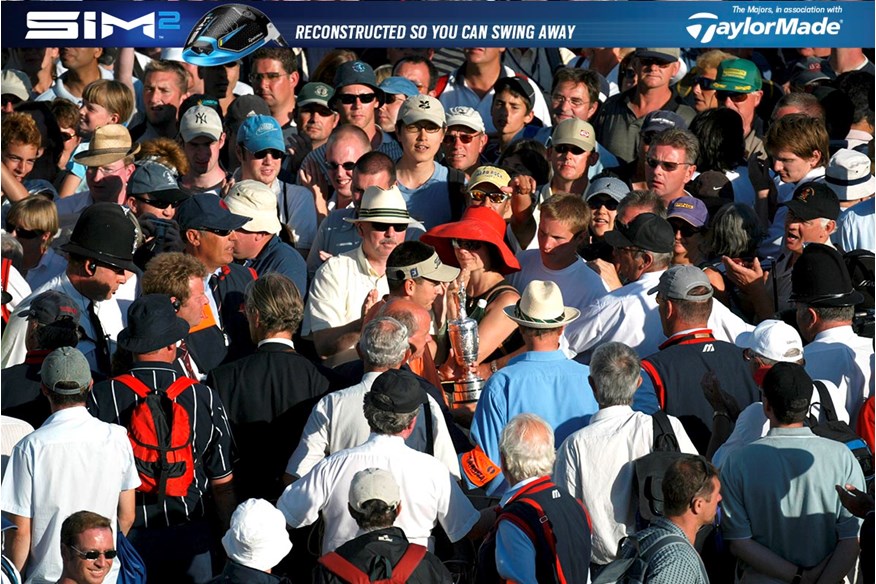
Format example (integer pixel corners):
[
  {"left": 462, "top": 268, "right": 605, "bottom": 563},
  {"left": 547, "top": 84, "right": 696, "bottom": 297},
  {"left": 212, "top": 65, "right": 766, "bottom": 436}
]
[
  {"left": 345, "top": 185, "right": 416, "bottom": 225},
  {"left": 224, "top": 180, "right": 282, "bottom": 235},
  {"left": 825, "top": 148, "right": 875, "bottom": 202},
  {"left": 503, "top": 280, "right": 580, "bottom": 329},
  {"left": 221, "top": 499, "right": 292, "bottom": 572}
]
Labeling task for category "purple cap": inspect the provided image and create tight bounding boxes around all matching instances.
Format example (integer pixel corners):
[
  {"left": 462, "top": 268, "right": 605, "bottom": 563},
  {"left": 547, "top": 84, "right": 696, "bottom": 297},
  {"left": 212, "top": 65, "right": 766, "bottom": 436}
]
[{"left": 667, "top": 197, "right": 708, "bottom": 228}]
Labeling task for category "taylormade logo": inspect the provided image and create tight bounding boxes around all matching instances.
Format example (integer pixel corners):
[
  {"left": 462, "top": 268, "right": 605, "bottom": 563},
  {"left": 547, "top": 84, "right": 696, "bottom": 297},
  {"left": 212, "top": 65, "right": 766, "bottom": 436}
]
[{"left": 686, "top": 12, "right": 841, "bottom": 43}]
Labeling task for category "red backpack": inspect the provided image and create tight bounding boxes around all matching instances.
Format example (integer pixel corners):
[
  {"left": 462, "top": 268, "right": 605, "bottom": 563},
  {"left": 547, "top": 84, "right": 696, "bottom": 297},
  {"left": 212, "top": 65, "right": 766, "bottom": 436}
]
[
  {"left": 318, "top": 544, "right": 427, "bottom": 584},
  {"left": 114, "top": 374, "right": 198, "bottom": 501}
]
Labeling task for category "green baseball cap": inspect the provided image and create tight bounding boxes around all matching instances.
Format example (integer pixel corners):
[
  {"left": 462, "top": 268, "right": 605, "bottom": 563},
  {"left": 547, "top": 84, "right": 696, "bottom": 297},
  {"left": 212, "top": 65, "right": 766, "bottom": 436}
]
[{"left": 712, "top": 58, "right": 762, "bottom": 93}]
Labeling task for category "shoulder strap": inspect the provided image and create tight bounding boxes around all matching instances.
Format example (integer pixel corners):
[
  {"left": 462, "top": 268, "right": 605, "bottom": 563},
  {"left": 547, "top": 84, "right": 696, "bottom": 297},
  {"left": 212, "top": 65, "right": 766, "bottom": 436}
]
[
  {"left": 651, "top": 410, "right": 680, "bottom": 452},
  {"left": 811, "top": 380, "right": 839, "bottom": 422},
  {"left": 318, "top": 552, "right": 370, "bottom": 584},
  {"left": 423, "top": 401, "right": 434, "bottom": 456},
  {"left": 113, "top": 374, "right": 153, "bottom": 399},
  {"left": 485, "top": 284, "right": 518, "bottom": 305},
  {"left": 165, "top": 377, "right": 198, "bottom": 400},
  {"left": 389, "top": 544, "right": 428, "bottom": 583},
  {"left": 641, "top": 531, "right": 690, "bottom": 561},
  {"left": 446, "top": 166, "right": 467, "bottom": 221},
  {"left": 434, "top": 74, "right": 450, "bottom": 97},
  {"left": 640, "top": 360, "right": 666, "bottom": 410}
]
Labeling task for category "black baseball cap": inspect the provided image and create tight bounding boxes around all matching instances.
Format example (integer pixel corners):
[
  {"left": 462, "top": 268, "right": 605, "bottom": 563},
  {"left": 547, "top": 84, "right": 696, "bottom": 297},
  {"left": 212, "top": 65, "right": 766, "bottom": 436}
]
[
  {"left": 783, "top": 182, "right": 840, "bottom": 221},
  {"left": 175, "top": 194, "right": 250, "bottom": 232},
  {"left": 367, "top": 369, "right": 425, "bottom": 414},
  {"left": 762, "top": 362, "right": 812, "bottom": 414},
  {"left": 604, "top": 213, "right": 675, "bottom": 253}
]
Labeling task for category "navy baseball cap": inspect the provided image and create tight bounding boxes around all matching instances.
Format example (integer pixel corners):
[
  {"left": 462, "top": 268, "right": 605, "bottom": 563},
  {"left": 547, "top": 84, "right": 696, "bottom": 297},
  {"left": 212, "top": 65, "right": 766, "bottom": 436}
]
[{"left": 175, "top": 194, "right": 250, "bottom": 232}]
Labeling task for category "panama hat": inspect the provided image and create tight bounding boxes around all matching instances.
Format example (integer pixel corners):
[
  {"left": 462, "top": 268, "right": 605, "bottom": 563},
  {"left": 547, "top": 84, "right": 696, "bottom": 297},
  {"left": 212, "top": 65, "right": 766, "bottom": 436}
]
[{"left": 503, "top": 280, "right": 579, "bottom": 329}]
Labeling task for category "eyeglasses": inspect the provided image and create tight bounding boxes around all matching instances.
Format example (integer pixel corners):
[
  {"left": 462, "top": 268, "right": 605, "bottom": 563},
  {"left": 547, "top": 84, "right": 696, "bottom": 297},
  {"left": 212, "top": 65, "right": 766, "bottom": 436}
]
[
  {"left": 551, "top": 95, "right": 589, "bottom": 109},
  {"left": 554, "top": 144, "right": 586, "bottom": 156},
  {"left": 201, "top": 227, "right": 232, "bottom": 237},
  {"left": 587, "top": 197, "right": 619, "bottom": 211},
  {"left": 646, "top": 158, "right": 692, "bottom": 172},
  {"left": 716, "top": 91, "right": 748, "bottom": 104},
  {"left": 403, "top": 122, "right": 442, "bottom": 134},
  {"left": 328, "top": 161, "right": 356, "bottom": 171},
  {"left": 132, "top": 196, "right": 180, "bottom": 210},
  {"left": 443, "top": 132, "right": 478, "bottom": 145},
  {"left": 669, "top": 219, "right": 703, "bottom": 238},
  {"left": 337, "top": 93, "right": 377, "bottom": 105},
  {"left": 694, "top": 76, "right": 715, "bottom": 91},
  {"left": 60, "top": 130, "right": 77, "bottom": 142},
  {"left": 7, "top": 225, "right": 42, "bottom": 239},
  {"left": 249, "top": 148, "right": 286, "bottom": 161},
  {"left": 452, "top": 239, "right": 483, "bottom": 251},
  {"left": 469, "top": 190, "right": 511, "bottom": 204},
  {"left": 66, "top": 545, "right": 118, "bottom": 561},
  {"left": 368, "top": 222, "right": 408, "bottom": 232},
  {"left": 249, "top": 72, "right": 284, "bottom": 83}
]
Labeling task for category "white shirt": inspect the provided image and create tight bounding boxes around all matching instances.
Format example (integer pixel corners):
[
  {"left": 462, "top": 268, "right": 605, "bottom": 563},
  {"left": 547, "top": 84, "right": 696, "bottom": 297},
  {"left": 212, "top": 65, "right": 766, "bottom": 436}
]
[
  {"left": 1, "top": 407, "right": 140, "bottom": 584},
  {"left": 302, "top": 246, "right": 389, "bottom": 336},
  {"left": 804, "top": 325, "right": 874, "bottom": 420},
  {"left": 287, "top": 371, "right": 460, "bottom": 479},
  {"left": 1, "top": 415, "right": 34, "bottom": 478},
  {"left": 3, "top": 264, "right": 30, "bottom": 316},
  {"left": 1, "top": 272, "right": 126, "bottom": 370},
  {"left": 553, "top": 405, "right": 697, "bottom": 564},
  {"left": 277, "top": 433, "right": 479, "bottom": 553},
  {"left": 508, "top": 250, "right": 609, "bottom": 314}
]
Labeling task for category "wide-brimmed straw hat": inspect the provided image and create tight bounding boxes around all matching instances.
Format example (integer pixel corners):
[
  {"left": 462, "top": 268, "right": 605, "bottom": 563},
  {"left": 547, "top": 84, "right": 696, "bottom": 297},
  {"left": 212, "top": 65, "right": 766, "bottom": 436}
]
[
  {"left": 345, "top": 186, "right": 417, "bottom": 225},
  {"left": 503, "top": 280, "right": 579, "bottom": 328},
  {"left": 73, "top": 124, "right": 140, "bottom": 167}
]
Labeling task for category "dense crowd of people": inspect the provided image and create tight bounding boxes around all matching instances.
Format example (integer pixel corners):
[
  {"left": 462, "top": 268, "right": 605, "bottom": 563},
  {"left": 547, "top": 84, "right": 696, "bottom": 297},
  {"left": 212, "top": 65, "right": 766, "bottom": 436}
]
[{"left": 0, "top": 43, "right": 874, "bottom": 583}]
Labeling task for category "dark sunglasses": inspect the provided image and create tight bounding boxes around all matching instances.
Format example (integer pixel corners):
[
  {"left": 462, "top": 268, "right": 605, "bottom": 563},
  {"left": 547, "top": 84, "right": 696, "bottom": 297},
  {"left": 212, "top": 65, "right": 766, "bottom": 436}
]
[
  {"left": 201, "top": 227, "right": 233, "bottom": 237},
  {"left": 554, "top": 144, "right": 585, "bottom": 156},
  {"left": 337, "top": 93, "right": 377, "bottom": 105},
  {"left": 646, "top": 158, "right": 692, "bottom": 172},
  {"left": 443, "top": 132, "right": 478, "bottom": 145},
  {"left": 368, "top": 222, "right": 408, "bottom": 232},
  {"left": 716, "top": 90, "right": 748, "bottom": 104},
  {"left": 452, "top": 238, "right": 483, "bottom": 251},
  {"left": 694, "top": 76, "right": 715, "bottom": 91},
  {"left": 669, "top": 219, "right": 703, "bottom": 238},
  {"left": 588, "top": 197, "right": 619, "bottom": 211},
  {"left": 133, "top": 196, "right": 180, "bottom": 210},
  {"left": 469, "top": 190, "right": 510, "bottom": 204},
  {"left": 250, "top": 149, "right": 286, "bottom": 160},
  {"left": 60, "top": 131, "right": 77, "bottom": 142},
  {"left": 1, "top": 95, "right": 22, "bottom": 108},
  {"left": 328, "top": 161, "right": 356, "bottom": 171},
  {"left": 8, "top": 225, "right": 42, "bottom": 239},
  {"left": 66, "top": 545, "right": 118, "bottom": 561},
  {"left": 637, "top": 58, "right": 672, "bottom": 68}
]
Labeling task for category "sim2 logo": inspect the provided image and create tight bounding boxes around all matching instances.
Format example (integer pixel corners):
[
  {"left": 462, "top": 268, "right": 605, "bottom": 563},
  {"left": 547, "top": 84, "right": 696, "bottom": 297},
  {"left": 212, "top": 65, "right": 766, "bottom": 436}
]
[
  {"left": 26, "top": 11, "right": 181, "bottom": 41},
  {"left": 686, "top": 12, "right": 841, "bottom": 44}
]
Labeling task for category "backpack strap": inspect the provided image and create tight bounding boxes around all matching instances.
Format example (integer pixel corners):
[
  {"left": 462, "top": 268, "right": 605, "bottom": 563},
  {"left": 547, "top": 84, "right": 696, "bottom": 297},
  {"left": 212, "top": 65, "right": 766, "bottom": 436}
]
[
  {"left": 164, "top": 377, "right": 198, "bottom": 400},
  {"left": 447, "top": 166, "right": 467, "bottom": 221},
  {"left": 651, "top": 410, "right": 680, "bottom": 452},
  {"left": 388, "top": 544, "right": 428, "bottom": 584},
  {"left": 505, "top": 495, "right": 570, "bottom": 584},
  {"left": 318, "top": 552, "right": 371, "bottom": 584},
  {"left": 811, "top": 380, "right": 839, "bottom": 423},
  {"left": 433, "top": 74, "right": 450, "bottom": 97},
  {"left": 114, "top": 374, "right": 153, "bottom": 399},
  {"left": 640, "top": 360, "right": 666, "bottom": 410},
  {"left": 1, "top": 257, "right": 12, "bottom": 324}
]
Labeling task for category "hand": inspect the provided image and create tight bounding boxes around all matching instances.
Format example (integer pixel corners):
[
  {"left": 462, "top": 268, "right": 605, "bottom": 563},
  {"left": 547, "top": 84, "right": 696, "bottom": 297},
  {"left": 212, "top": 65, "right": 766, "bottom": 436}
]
[
  {"left": 361, "top": 288, "right": 379, "bottom": 319},
  {"left": 220, "top": 175, "right": 236, "bottom": 198},
  {"left": 587, "top": 258, "right": 623, "bottom": 291},
  {"left": 747, "top": 152, "right": 773, "bottom": 192},
  {"left": 318, "top": 250, "right": 334, "bottom": 262},
  {"left": 299, "top": 159, "right": 331, "bottom": 218},
  {"left": 505, "top": 175, "right": 537, "bottom": 217},
  {"left": 721, "top": 256, "right": 767, "bottom": 290},
  {"left": 701, "top": 370, "right": 742, "bottom": 422},
  {"left": 835, "top": 483, "right": 875, "bottom": 518}
]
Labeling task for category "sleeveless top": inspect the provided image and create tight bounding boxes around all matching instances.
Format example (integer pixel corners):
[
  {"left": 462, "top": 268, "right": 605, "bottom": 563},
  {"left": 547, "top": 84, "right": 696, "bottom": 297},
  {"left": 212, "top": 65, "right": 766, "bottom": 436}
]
[{"left": 465, "top": 279, "right": 524, "bottom": 362}]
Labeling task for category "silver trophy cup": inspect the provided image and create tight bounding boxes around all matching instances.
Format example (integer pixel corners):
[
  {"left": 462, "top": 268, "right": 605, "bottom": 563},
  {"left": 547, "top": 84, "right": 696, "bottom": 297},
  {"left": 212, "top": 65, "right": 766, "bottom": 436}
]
[{"left": 447, "top": 316, "right": 484, "bottom": 404}]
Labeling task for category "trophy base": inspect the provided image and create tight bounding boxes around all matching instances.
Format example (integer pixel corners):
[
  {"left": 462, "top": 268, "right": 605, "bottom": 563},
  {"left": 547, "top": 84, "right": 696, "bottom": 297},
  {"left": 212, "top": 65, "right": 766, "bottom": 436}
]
[{"left": 450, "top": 378, "right": 484, "bottom": 405}]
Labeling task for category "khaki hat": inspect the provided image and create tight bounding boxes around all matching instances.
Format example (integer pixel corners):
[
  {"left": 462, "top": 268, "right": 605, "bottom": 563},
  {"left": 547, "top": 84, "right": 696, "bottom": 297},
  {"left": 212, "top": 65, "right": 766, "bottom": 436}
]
[
  {"left": 397, "top": 95, "right": 446, "bottom": 127},
  {"left": 387, "top": 245, "right": 460, "bottom": 283},
  {"left": 468, "top": 166, "right": 511, "bottom": 191},
  {"left": 349, "top": 468, "right": 401, "bottom": 513},
  {"left": 345, "top": 186, "right": 416, "bottom": 225},
  {"left": 446, "top": 106, "right": 485, "bottom": 133},
  {"left": 224, "top": 180, "right": 282, "bottom": 235},
  {"left": 551, "top": 118, "right": 596, "bottom": 152},
  {"left": 503, "top": 280, "right": 580, "bottom": 329},
  {"left": 73, "top": 124, "right": 140, "bottom": 167},
  {"left": 1, "top": 69, "right": 32, "bottom": 102},
  {"left": 180, "top": 105, "right": 224, "bottom": 142}
]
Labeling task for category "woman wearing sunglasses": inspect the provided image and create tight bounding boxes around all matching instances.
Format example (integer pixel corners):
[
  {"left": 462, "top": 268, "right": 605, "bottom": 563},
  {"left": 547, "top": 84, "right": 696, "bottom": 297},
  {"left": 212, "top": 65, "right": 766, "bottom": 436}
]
[
  {"left": 5, "top": 195, "right": 66, "bottom": 290},
  {"left": 666, "top": 197, "right": 709, "bottom": 268}
]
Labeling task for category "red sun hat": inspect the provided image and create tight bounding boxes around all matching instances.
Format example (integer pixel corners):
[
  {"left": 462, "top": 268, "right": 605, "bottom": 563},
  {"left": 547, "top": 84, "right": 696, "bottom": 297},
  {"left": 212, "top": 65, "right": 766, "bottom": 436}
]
[{"left": 420, "top": 206, "right": 520, "bottom": 275}]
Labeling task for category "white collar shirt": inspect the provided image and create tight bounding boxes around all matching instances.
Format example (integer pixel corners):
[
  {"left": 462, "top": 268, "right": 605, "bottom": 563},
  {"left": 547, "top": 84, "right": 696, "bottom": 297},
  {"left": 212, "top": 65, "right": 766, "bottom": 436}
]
[{"left": 804, "top": 325, "right": 874, "bottom": 419}]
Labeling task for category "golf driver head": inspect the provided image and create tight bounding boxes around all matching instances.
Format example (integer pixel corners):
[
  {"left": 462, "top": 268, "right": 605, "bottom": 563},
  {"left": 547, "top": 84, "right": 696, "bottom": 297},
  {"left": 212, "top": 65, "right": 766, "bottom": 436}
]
[{"left": 183, "top": 4, "right": 287, "bottom": 67}]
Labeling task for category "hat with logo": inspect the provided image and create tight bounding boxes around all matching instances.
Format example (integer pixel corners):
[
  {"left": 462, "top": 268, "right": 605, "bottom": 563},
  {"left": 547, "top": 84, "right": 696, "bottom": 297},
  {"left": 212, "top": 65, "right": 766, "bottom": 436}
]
[
  {"left": 297, "top": 82, "right": 335, "bottom": 109},
  {"left": 551, "top": 118, "right": 596, "bottom": 152},
  {"left": 40, "top": 347, "right": 91, "bottom": 395},
  {"left": 332, "top": 61, "right": 384, "bottom": 104},
  {"left": 345, "top": 186, "right": 416, "bottom": 226},
  {"left": 494, "top": 76, "right": 536, "bottom": 110},
  {"left": 635, "top": 48, "right": 680, "bottom": 64},
  {"left": 397, "top": 95, "right": 446, "bottom": 128},
  {"left": 687, "top": 170, "right": 733, "bottom": 206},
  {"left": 180, "top": 105, "right": 224, "bottom": 143},
  {"left": 176, "top": 194, "right": 250, "bottom": 232},
  {"left": 667, "top": 197, "right": 709, "bottom": 228},
  {"left": 791, "top": 243, "right": 864, "bottom": 307},
  {"left": 712, "top": 58, "right": 763, "bottom": 93},
  {"left": 604, "top": 213, "right": 675, "bottom": 253},
  {"left": 446, "top": 106, "right": 485, "bottom": 133},
  {"left": 641, "top": 110, "right": 688, "bottom": 136},
  {"left": 789, "top": 57, "right": 833, "bottom": 88},
  {"left": 237, "top": 114, "right": 285, "bottom": 153},
  {"left": 367, "top": 369, "right": 426, "bottom": 414},
  {"left": 379, "top": 77, "right": 419, "bottom": 99},
  {"left": 224, "top": 180, "right": 282, "bottom": 235},
  {"left": 585, "top": 176, "right": 630, "bottom": 204},
  {"left": 736, "top": 319, "right": 804, "bottom": 363},
  {"left": 468, "top": 166, "right": 511, "bottom": 191},
  {"left": 762, "top": 362, "right": 812, "bottom": 413},
  {"left": 648, "top": 264, "right": 714, "bottom": 301},
  {"left": 1, "top": 69, "right": 32, "bottom": 102},
  {"left": 61, "top": 203, "right": 141, "bottom": 274},
  {"left": 18, "top": 290, "right": 80, "bottom": 327},
  {"left": 387, "top": 242, "right": 460, "bottom": 283},
  {"left": 118, "top": 294, "right": 190, "bottom": 354},
  {"left": 221, "top": 499, "right": 292, "bottom": 572},
  {"left": 826, "top": 149, "right": 875, "bottom": 202},
  {"left": 420, "top": 206, "right": 521, "bottom": 275},
  {"left": 73, "top": 124, "right": 140, "bottom": 168},
  {"left": 504, "top": 280, "right": 580, "bottom": 329},
  {"left": 783, "top": 182, "right": 840, "bottom": 221},
  {"left": 226, "top": 95, "right": 271, "bottom": 140},
  {"left": 349, "top": 468, "right": 401, "bottom": 513},
  {"left": 128, "top": 161, "right": 188, "bottom": 205}
]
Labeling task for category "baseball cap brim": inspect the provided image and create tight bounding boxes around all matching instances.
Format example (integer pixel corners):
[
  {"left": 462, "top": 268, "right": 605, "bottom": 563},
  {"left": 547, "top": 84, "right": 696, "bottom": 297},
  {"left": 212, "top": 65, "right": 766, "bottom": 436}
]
[
  {"left": 603, "top": 229, "right": 634, "bottom": 249},
  {"left": 782, "top": 199, "right": 822, "bottom": 221}
]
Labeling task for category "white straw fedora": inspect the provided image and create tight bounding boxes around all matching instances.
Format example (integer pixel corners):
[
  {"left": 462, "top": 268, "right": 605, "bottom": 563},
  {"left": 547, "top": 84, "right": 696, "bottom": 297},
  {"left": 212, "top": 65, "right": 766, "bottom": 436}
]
[
  {"left": 503, "top": 280, "right": 580, "bottom": 329},
  {"left": 345, "top": 185, "right": 417, "bottom": 225}
]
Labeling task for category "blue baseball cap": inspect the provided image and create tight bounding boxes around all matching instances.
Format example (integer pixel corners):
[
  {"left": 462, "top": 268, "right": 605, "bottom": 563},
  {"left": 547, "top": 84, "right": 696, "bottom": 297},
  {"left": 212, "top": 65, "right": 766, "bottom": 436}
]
[
  {"left": 237, "top": 115, "right": 285, "bottom": 153},
  {"left": 176, "top": 194, "right": 250, "bottom": 232},
  {"left": 379, "top": 76, "right": 419, "bottom": 98}
]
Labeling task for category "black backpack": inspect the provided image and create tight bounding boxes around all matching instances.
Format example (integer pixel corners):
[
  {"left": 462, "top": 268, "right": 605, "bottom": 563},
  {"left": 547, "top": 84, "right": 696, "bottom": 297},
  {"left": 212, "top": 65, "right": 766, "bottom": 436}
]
[
  {"left": 592, "top": 531, "right": 707, "bottom": 584},
  {"left": 807, "top": 381, "right": 875, "bottom": 489},
  {"left": 632, "top": 411, "right": 683, "bottom": 528},
  {"left": 843, "top": 249, "right": 875, "bottom": 338}
]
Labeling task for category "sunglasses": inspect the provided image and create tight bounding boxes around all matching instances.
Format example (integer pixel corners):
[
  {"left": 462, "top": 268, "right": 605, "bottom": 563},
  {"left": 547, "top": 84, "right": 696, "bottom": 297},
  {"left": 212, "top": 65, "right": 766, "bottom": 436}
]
[
  {"left": 249, "top": 72, "right": 284, "bottom": 83},
  {"left": 60, "top": 130, "right": 77, "bottom": 142},
  {"left": 669, "top": 219, "right": 703, "bottom": 238},
  {"left": 328, "top": 161, "right": 356, "bottom": 171},
  {"left": 452, "top": 238, "right": 483, "bottom": 251},
  {"left": 8, "top": 225, "right": 42, "bottom": 239},
  {"left": 588, "top": 197, "right": 619, "bottom": 211},
  {"left": 637, "top": 58, "right": 673, "bottom": 68},
  {"left": 368, "top": 222, "right": 408, "bottom": 232},
  {"left": 66, "top": 545, "right": 118, "bottom": 561},
  {"left": 716, "top": 91, "right": 748, "bottom": 104},
  {"left": 443, "top": 132, "right": 478, "bottom": 145},
  {"left": 694, "top": 76, "right": 715, "bottom": 91},
  {"left": 133, "top": 196, "right": 180, "bottom": 210},
  {"left": 201, "top": 227, "right": 232, "bottom": 237},
  {"left": 469, "top": 190, "right": 511, "bottom": 204},
  {"left": 554, "top": 144, "right": 586, "bottom": 156},
  {"left": 249, "top": 149, "right": 285, "bottom": 160},
  {"left": 646, "top": 158, "right": 692, "bottom": 172},
  {"left": 337, "top": 93, "right": 377, "bottom": 105}
]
